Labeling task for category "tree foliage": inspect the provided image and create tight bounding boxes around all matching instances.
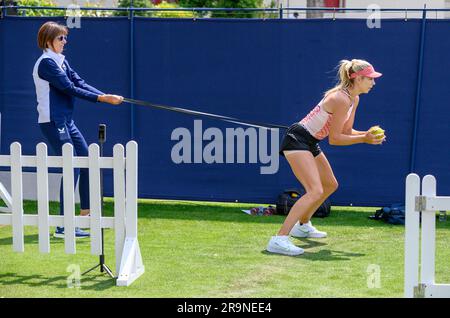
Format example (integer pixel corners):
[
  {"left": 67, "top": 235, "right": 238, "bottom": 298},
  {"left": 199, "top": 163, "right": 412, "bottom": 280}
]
[
  {"left": 152, "top": 2, "right": 195, "bottom": 18},
  {"left": 16, "top": 0, "right": 65, "bottom": 16},
  {"left": 116, "top": 0, "right": 268, "bottom": 18},
  {"left": 15, "top": 0, "right": 113, "bottom": 17},
  {"left": 178, "top": 0, "right": 265, "bottom": 18},
  {"left": 115, "top": 0, "right": 153, "bottom": 16}
]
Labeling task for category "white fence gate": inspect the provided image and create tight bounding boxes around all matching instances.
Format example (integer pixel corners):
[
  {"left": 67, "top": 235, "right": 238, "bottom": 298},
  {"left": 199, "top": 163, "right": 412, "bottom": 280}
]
[
  {"left": 405, "top": 173, "right": 450, "bottom": 297},
  {"left": 0, "top": 141, "right": 144, "bottom": 286}
]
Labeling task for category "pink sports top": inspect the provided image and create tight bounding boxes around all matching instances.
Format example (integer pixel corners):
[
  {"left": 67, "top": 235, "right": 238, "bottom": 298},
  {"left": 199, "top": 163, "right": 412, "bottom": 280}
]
[{"left": 300, "top": 90, "right": 354, "bottom": 140}]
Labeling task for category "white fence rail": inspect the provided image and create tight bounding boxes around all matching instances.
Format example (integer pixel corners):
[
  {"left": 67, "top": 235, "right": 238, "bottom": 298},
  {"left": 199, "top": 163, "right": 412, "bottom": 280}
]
[
  {"left": 0, "top": 141, "right": 144, "bottom": 287},
  {"left": 405, "top": 173, "right": 450, "bottom": 298}
]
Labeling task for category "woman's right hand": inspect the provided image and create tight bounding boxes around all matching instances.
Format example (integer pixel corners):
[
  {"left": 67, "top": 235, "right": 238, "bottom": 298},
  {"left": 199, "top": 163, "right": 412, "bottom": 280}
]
[
  {"left": 364, "top": 130, "right": 386, "bottom": 145},
  {"left": 98, "top": 94, "right": 124, "bottom": 105}
]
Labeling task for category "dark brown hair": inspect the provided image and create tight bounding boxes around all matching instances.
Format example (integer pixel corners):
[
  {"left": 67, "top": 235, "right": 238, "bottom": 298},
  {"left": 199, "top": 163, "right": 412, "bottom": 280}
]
[{"left": 37, "top": 21, "right": 68, "bottom": 50}]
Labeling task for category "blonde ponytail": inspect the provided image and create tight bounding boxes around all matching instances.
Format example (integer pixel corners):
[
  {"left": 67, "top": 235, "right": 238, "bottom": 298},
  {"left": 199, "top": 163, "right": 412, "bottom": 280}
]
[{"left": 324, "top": 59, "right": 373, "bottom": 97}]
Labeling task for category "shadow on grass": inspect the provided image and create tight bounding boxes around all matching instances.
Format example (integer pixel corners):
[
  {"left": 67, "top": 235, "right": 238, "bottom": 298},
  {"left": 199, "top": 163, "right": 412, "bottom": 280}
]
[
  {"left": 0, "top": 234, "right": 91, "bottom": 246},
  {"left": 261, "top": 238, "right": 365, "bottom": 261},
  {"left": 0, "top": 272, "right": 116, "bottom": 291},
  {"left": 261, "top": 249, "right": 365, "bottom": 261},
  {"left": 300, "top": 249, "right": 366, "bottom": 261},
  {"left": 0, "top": 273, "right": 68, "bottom": 289}
]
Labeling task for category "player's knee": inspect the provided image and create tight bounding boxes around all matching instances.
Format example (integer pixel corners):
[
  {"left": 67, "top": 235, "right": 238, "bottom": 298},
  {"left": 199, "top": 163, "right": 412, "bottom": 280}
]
[
  {"left": 330, "top": 179, "right": 339, "bottom": 193},
  {"left": 323, "top": 178, "right": 338, "bottom": 195},
  {"left": 307, "top": 186, "right": 324, "bottom": 200}
]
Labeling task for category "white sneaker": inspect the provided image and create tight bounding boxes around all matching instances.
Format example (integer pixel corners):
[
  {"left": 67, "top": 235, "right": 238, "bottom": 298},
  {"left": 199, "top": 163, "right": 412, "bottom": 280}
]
[
  {"left": 266, "top": 235, "right": 304, "bottom": 256},
  {"left": 290, "top": 221, "right": 327, "bottom": 238}
]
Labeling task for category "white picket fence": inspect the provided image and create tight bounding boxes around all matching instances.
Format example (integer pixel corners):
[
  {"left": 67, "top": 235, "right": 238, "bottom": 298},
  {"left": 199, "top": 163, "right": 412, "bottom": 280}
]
[
  {"left": 405, "top": 173, "right": 450, "bottom": 298},
  {"left": 0, "top": 141, "right": 144, "bottom": 287}
]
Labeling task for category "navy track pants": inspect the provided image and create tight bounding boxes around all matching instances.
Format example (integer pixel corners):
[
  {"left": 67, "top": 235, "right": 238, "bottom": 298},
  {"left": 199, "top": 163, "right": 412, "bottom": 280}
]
[{"left": 39, "top": 120, "right": 90, "bottom": 215}]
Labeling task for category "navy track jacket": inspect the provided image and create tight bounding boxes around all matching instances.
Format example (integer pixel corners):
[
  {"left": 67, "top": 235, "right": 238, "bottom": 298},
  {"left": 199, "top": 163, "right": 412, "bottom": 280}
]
[{"left": 33, "top": 49, "right": 105, "bottom": 125}]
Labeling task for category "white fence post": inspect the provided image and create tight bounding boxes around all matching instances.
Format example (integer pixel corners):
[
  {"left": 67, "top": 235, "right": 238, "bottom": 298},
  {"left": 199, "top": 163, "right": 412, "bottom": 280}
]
[
  {"left": 88, "top": 144, "right": 102, "bottom": 255},
  {"left": 117, "top": 141, "right": 144, "bottom": 286},
  {"left": 113, "top": 144, "right": 126, "bottom": 276},
  {"left": 125, "top": 141, "right": 138, "bottom": 239},
  {"left": 36, "top": 143, "right": 50, "bottom": 253},
  {"left": 404, "top": 173, "right": 421, "bottom": 298},
  {"left": 421, "top": 175, "right": 436, "bottom": 286},
  {"left": 10, "top": 142, "right": 24, "bottom": 253},
  {"left": 62, "top": 143, "right": 76, "bottom": 254}
]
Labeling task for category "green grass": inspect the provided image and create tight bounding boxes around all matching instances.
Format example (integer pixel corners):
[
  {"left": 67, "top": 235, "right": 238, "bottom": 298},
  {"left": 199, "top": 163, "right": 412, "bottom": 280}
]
[{"left": 0, "top": 199, "right": 449, "bottom": 298}]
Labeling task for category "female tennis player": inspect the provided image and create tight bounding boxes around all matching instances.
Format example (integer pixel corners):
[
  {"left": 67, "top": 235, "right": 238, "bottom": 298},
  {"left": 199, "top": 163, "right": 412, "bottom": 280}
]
[
  {"left": 33, "top": 21, "right": 123, "bottom": 238},
  {"left": 267, "top": 59, "right": 385, "bottom": 255}
]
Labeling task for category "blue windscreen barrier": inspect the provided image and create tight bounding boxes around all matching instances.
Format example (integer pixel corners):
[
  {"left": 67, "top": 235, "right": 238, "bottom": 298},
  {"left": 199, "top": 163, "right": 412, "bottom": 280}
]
[
  {"left": 414, "top": 20, "right": 450, "bottom": 195},
  {"left": 0, "top": 16, "right": 4, "bottom": 150},
  {"left": 0, "top": 16, "right": 448, "bottom": 206}
]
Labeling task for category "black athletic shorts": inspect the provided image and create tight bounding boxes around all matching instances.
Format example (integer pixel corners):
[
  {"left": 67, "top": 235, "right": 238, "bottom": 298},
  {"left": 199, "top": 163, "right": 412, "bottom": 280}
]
[{"left": 279, "top": 122, "right": 322, "bottom": 157}]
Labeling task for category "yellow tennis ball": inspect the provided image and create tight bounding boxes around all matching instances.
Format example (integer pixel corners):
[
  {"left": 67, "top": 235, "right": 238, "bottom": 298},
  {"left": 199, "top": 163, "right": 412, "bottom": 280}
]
[{"left": 369, "top": 125, "right": 385, "bottom": 138}]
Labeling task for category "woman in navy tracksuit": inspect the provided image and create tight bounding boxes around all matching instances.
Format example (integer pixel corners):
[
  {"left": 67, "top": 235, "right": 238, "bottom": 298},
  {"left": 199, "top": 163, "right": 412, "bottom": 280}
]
[{"left": 33, "top": 21, "right": 123, "bottom": 238}]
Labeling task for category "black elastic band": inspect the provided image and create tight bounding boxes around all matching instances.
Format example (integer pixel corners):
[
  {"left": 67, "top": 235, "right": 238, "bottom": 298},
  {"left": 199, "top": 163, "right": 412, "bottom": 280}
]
[{"left": 123, "top": 98, "right": 289, "bottom": 130}]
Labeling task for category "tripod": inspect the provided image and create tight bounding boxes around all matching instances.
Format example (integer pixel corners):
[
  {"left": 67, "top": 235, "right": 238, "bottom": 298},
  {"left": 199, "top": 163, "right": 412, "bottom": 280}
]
[{"left": 82, "top": 124, "right": 114, "bottom": 278}]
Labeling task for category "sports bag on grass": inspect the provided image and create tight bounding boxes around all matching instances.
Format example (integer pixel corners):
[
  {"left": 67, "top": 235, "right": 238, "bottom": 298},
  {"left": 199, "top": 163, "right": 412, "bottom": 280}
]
[
  {"left": 276, "top": 189, "right": 331, "bottom": 218},
  {"left": 369, "top": 203, "right": 405, "bottom": 225}
]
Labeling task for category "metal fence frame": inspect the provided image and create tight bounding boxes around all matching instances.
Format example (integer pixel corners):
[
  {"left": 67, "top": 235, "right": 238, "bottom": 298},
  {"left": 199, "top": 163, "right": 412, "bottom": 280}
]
[{"left": 2, "top": 5, "right": 450, "bottom": 17}]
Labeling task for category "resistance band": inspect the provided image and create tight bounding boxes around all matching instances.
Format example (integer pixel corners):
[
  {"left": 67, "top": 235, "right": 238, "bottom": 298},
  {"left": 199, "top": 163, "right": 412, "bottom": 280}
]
[{"left": 123, "top": 98, "right": 289, "bottom": 130}]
